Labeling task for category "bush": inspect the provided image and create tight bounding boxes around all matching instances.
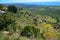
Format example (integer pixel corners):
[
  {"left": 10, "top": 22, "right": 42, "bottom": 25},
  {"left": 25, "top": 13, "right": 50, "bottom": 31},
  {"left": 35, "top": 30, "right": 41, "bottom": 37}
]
[
  {"left": 0, "top": 4, "right": 4, "bottom": 10},
  {"left": 48, "top": 18, "right": 57, "bottom": 23},
  {"left": 8, "top": 5, "right": 17, "bottom": 13},
  {"left": 43, "top": 32, "right": 57, "bottom": 40},
  {"left": 20, "top": 26, "right": 40, "bottom": 38},
  {"left": 0, "top": 12, "right": 16, "bottom": 30}
]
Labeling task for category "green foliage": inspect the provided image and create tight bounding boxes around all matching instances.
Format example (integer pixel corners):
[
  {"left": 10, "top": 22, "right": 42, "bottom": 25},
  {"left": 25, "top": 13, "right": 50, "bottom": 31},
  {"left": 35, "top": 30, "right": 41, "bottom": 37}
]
[
  {"left": 0, "top": 4, "right": 60, "bottom": 40},
  {"left": 8, "top": 5, "right": 17, "bottom": 13},
  {"left": 0, "top": 11, "right": 16, "bottom": 30},
  {"left": 21, "top": 26, "right": 40, "bottom": 37},
  {"left": 48, "top": 18, "right": 57, "bottom": 23},
  {"left": 14, "top": 37, "right": 20, "bottom": 40},
  {"left": 0, "top": 4, "right": 4, "bottom": 10}
]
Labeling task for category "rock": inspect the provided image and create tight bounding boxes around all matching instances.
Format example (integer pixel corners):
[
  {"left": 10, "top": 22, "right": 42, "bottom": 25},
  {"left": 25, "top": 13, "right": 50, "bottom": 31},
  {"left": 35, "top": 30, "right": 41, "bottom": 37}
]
[
  {"left": 3, "top": 31, "right": 9, "bottom": 35},
  {"left": 26, "top": 32, "right": 32, "bottom": 37},
  {"left": 0, "top": 10, "right": 5, "bottom": 13}
]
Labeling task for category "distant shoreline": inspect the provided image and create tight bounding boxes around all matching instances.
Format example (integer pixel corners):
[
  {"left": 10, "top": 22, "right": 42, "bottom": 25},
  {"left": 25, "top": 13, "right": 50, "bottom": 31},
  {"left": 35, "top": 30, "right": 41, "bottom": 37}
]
[{"left": 0, "top": 2, "right": 60, "bottom": 6}]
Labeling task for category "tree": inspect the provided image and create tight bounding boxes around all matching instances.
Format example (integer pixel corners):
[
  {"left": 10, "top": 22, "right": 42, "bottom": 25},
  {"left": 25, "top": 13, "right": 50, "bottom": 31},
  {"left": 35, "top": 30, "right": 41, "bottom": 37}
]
[
  {"left": 8, "top": 5, "right": 17, "bottom": 13},
  {"left": 0, "top": 4, "right": 4, "bottom": 10},
  {"left": 0, "top": 11, "right": 16, "bottom": 30}
]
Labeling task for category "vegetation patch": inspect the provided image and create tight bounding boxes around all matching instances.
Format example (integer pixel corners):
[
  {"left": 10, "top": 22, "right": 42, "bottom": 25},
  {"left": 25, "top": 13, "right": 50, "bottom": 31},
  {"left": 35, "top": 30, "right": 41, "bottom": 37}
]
[
  {"left": 48, "top": 18, "right": 57, "bottom": 23},
  {"left": 20, "top": 26, "right": 40, "bottom": 38}
]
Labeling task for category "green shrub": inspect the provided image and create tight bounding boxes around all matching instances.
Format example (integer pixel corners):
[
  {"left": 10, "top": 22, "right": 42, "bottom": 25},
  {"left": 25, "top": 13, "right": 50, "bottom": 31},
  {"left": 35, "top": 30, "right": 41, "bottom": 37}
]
[
  {"left": 0, "top": 12, "right": 16, "bottom": 30},
  {"left": 0, "top": 4, "right": 4, "bottom": 10},
  {"left": 48, "top": 18, "right": 57, "bottom": 23},
  {"left": 8, "top": 5, "right": 17, "bottom": 13},
  {"left": 20, "top": 26, "right": 40, "bottom": 38},
  {"left": 14, "top": 37, "right": 20, "bottom": 40}
]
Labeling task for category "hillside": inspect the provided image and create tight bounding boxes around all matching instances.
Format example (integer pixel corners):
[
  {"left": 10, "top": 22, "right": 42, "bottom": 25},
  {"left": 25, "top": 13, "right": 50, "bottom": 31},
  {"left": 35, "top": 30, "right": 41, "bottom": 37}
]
[{"left": 0, "top": 4, "right": 60, "bottom": 40}]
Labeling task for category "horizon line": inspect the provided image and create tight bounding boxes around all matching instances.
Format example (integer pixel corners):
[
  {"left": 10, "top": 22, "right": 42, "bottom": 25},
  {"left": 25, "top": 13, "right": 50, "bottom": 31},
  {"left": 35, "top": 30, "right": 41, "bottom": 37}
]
[{"left": 0, "top": 1, "right": 60, "bottom": 4}]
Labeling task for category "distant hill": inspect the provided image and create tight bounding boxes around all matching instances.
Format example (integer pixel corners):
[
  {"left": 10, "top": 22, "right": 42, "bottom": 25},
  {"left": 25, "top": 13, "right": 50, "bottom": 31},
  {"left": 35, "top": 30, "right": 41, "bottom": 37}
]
[
  {"left": 1, "top": 2, "right": 60, "bottom": 19},
  {"left": 1, "top": 2, "right": 60, "bottom": 6}
]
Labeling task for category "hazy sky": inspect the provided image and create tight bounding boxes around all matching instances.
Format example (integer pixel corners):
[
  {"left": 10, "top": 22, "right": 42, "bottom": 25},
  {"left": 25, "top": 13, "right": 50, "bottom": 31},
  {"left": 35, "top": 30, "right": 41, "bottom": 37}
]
[{"left": 0, "top": 0, "right": 60, "bottom": 3}]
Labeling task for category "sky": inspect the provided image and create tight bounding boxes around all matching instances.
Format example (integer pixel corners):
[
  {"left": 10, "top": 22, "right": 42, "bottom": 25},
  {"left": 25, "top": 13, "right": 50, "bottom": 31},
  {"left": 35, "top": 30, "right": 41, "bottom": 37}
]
[{"left": 0, "top": 0, "right": 60, "bottom": 3}]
